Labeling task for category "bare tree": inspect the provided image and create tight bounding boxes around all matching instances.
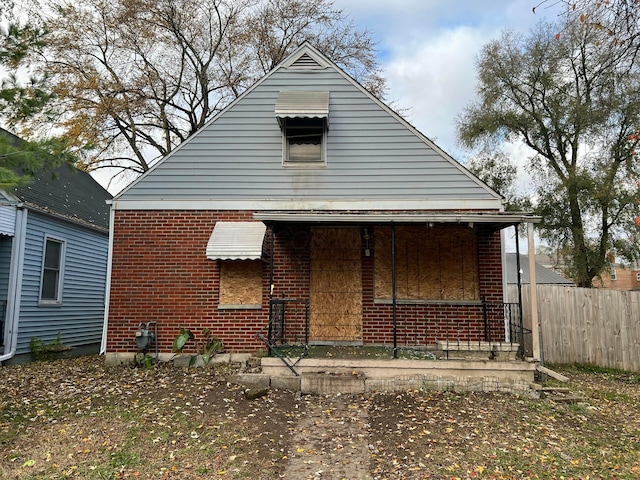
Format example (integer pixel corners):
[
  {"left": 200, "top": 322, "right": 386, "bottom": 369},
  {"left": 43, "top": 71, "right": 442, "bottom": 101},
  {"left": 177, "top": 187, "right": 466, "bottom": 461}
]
[
  {"left": 458, "top": 18, "right": 640, "bottom": 287},
  {"left": 535, "top": 0, "right": 640, "bottom": 48},
  {"left": 22, "top": 0, "right": 383, "bottom": 183}
]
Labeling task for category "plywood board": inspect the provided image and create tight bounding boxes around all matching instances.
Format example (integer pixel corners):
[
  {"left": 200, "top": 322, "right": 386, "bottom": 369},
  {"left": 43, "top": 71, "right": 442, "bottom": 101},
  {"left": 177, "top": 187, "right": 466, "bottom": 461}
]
[
  {"left": 310, "top": 228, "right": 362, "bottom": 342},
  {"left": 374, "top": 226, "right": 479, "bottom": 301},
  {"left": 219, "top": 260, "right": 262, "bottom": 305}
]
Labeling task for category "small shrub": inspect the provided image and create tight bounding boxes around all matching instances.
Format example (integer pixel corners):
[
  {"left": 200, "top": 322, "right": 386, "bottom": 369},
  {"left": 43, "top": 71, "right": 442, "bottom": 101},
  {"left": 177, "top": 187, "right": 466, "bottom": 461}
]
[
  {"left": 172, "top": 327, "right": 223, "bottom": 366},
  {"left": 29, "top": 333, "right": 70, "bottom": 361}
]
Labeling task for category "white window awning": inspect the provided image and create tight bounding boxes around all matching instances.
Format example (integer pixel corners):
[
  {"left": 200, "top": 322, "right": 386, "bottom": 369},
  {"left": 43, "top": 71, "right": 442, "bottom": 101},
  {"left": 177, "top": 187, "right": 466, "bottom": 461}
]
[
  {"left": 275, "top": 91, "right": 329, "bottom": 121},
  {"left": 206, "top": 222, "right": 267, "bottom": 260},
  {"left": 0, "top": 205, "right": 16, "bottom": 236}
]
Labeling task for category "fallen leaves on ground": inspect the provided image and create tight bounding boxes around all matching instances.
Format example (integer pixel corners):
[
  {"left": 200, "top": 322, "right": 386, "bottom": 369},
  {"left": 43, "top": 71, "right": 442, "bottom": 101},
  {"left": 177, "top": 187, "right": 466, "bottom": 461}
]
[{"left": 1, "top": 357, "right": 639, "bottom": 479}]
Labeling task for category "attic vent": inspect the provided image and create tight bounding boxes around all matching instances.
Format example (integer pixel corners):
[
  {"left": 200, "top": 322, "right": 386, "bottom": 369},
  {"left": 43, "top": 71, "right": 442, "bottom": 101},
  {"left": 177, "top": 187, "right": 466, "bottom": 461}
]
[{"left": 290, "top": 53, "right": 323, "bottom": 69}]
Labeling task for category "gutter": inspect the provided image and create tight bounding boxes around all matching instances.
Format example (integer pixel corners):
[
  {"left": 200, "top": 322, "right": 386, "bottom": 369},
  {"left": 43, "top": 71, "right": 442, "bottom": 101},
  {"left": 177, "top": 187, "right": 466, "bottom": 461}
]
[{"left": 0, "top": 205, "right": 27, "bottom": 363}]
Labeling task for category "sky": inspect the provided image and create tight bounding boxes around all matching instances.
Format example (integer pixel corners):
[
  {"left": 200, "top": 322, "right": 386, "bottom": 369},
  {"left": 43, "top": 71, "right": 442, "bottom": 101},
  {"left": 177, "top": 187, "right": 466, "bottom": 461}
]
[
  {"left": 331, "top": 0, "right": 563, "bottom": 162},
  {"left": 327, "top": 0, "right": 565, "bottom": 252},
  {"left": 91, "top": 0, "right": 565, "bottom": 194}
]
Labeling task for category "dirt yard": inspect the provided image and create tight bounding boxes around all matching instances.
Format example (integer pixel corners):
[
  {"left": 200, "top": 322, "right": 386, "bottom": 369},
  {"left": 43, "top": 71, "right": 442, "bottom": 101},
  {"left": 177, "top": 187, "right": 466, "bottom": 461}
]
[{"left": 1, "top": 356, "right": 639, "bottom": 479}]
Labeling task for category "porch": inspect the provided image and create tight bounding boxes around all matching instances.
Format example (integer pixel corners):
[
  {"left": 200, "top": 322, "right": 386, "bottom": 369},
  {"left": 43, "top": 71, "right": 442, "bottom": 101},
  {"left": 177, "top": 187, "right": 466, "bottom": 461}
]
[
  {"left": 252, "top": 211, "right": 541, "bottom": 359},
  {"left": 252, "top": 297, "right": 537, "bottom": 393},
  {"left": 245, "top": 213, "right": 540, "bottom": 392}
]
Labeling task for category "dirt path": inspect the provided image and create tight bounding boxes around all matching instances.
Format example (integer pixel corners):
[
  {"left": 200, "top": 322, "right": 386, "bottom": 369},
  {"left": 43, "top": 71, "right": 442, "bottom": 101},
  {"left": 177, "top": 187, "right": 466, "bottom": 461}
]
[{"left": 282, "top": 394, "right": 372, "bottom": 479}]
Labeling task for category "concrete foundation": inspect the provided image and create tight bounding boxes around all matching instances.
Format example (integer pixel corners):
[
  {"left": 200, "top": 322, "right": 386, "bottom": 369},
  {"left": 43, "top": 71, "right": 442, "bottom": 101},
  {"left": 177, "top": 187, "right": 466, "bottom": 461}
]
[
  {"left": 260, "top": 357, "right": 537, "bottom": 394},
  {"left": 104, "top": 352, "right": 251, "bottom": 366}
]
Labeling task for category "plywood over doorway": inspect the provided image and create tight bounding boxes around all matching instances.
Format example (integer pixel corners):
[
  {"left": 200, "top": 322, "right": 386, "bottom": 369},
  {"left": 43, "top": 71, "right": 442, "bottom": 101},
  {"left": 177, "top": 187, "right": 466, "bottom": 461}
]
[{"left": 309, "top": 228, "right": 362, "bottom": 342}]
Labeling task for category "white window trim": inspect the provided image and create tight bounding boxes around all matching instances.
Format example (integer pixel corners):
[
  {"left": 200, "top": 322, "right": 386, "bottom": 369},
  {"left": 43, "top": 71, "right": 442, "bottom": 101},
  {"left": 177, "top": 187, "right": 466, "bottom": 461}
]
[
  {"left": 610, "top": 269, "right": 617, "bottom": 281},
  {"left": 636, "top": 272, "right": 640, "bottom": 282},
  {"left": 39, "top": 235, "right": 65, "bottom": 305},
  {"left": 281, "top": 118, "right": 328, "bottom": 167}
]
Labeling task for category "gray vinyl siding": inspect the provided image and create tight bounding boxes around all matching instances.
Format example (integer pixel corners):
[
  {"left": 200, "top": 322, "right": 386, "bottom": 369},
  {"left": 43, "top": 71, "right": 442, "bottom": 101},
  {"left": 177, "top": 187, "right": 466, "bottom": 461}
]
[
  {"left": 15, "top": 212, "right": 108, "bottom": 354},
  {"left": 120, "top": 68, "right": 496, "bottom": 202},
  {"left": 0, "top": 236, "right": 11, "bottom": 301}
]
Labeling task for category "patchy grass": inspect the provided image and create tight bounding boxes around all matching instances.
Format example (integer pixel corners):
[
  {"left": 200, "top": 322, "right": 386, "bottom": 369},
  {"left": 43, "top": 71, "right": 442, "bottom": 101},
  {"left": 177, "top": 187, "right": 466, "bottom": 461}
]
[{"left": 1, "top": 356, "right": 639, "bottom": 479}]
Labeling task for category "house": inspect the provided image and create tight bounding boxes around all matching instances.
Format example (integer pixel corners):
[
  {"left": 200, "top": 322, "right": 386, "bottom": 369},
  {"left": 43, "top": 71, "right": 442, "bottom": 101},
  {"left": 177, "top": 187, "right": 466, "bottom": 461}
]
[
  {"left": 103, "top": 44, "right": 542, "bottom": 385},
  {"left": 0, "top": 133, "right": 112, "bottom": 364},
  {"left": 593, "top": 262, "right": 640, "bottom": 291}
]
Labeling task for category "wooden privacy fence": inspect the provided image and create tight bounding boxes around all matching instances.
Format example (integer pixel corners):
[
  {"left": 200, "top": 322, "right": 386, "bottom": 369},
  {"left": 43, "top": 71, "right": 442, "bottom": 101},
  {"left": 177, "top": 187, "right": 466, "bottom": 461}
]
[{"left": 508, "top": 285, "right": 640, "bottom": 371}]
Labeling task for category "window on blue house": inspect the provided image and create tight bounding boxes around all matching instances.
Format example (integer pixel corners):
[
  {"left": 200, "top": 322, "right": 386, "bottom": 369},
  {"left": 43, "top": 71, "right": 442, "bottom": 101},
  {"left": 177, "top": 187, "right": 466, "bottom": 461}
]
[{"left": 40, "top": 237, "right": 65, "bottom": 303}]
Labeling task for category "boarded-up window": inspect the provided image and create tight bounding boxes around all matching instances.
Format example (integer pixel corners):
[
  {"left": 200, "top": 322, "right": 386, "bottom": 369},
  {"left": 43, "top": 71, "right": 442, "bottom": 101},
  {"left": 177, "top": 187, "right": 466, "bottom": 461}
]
[
  {"left": 219, "top": 260, "right": 263, "bottom": 306},
  {"left": 374, "top": 226, "right": 479, "bottom": 301}
]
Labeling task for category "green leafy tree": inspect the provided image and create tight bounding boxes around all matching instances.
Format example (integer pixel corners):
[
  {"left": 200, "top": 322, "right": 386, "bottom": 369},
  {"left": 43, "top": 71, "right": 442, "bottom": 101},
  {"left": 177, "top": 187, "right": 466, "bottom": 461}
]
[
  {"left": 23, "top": 0, "right": 384, "bottom": 185},
  {"left": 0, "top": 132, "right": 75, "bottom": 189},
  {"left": 464, "top": 150, "right": 524, "bottom": 211},
  {"left": 0, "top": 4, "right": 73, "bottom": 189},
  {"left": 457, "top": 18, "right": 640, "bottom": 287}
]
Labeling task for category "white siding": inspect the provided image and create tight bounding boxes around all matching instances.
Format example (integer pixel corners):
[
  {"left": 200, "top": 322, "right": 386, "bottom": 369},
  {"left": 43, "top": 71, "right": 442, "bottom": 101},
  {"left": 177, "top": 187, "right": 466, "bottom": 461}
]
[{"left": 0, "top": 205, "right": 16, "bottom": 236}]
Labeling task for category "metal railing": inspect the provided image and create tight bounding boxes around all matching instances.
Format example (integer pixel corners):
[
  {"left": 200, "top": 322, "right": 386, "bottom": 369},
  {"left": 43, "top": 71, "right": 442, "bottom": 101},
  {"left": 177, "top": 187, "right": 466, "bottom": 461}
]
[
  {"left": 391, "top": 301, "right": 528, "bottom": 359},
  {"left": 257, "top": 298, "right": 529, "bottom": 364},
  {"left": 256, "top": 298, "right": 310, "bottom": 375},
  {"left": 470, "top": 300, "right": 528, "bottom": 358}
]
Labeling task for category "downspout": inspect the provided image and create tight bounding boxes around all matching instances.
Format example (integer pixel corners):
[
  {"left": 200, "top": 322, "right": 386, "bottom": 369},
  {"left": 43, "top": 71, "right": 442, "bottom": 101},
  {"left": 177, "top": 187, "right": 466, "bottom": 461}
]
[
  {"left": 269, "top": 225, "right": 275, "bottom": 300},
  {"left": 0, "top": 205, "right": 27, "bottom": 363},
  {"left": 100, "top": 202, "right": 115, "bottom": 354}
]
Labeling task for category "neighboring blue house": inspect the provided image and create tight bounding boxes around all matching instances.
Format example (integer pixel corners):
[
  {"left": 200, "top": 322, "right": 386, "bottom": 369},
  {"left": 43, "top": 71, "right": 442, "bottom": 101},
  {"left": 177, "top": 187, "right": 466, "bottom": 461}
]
[{"left": 0, "top": 133, "right": 112, "bottom": 364}]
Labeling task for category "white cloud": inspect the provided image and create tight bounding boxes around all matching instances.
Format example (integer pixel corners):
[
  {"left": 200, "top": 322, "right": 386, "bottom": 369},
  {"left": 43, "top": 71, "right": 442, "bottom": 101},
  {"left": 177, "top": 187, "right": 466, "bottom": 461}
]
[
  {"left": 334, "top": 0, "right": 565, "bottom": 161},
  {"left": 383, "top": 26, "right": 496, "bottom": 158}
]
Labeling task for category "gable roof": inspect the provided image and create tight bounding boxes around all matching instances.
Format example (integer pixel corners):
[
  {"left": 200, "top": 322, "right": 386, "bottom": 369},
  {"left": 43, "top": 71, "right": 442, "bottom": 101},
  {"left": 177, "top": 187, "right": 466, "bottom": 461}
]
[
  {"left": 13, "top": 163, "right": 112, "bottom": 231},
  {"left": 506, "top": 253, "right": 574, "bottom": 285},
  {"left": 114, "top": 43, "right": 504, "bottom": 212},
  {"left": 0, "top": 130, "right": 112, "bottom": 231}
]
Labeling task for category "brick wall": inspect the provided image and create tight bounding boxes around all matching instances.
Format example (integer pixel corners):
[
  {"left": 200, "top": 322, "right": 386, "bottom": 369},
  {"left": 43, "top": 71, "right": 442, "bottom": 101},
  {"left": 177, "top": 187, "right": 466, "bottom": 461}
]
[
  {"left": 108, "top": 210, "right": 269, "bottom": 354},
  {"left": 362, "top": 225, "right": 505, "bottom": 345},
  {"left": 594, "top": 266, "right": 640, "bottom": 291},
  {"left": 107, "top": 213, "right": 505, "bottom": 354}
]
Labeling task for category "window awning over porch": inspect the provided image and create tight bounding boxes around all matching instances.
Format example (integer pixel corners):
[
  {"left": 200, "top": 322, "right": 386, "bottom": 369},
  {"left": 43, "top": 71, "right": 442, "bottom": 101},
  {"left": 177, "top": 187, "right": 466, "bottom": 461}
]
[
  {"left": 206, "top": 222, "right": 267, "bottom": 260},
  {"left": 253, "top": 211, "right": 541, "bottom": 231}
]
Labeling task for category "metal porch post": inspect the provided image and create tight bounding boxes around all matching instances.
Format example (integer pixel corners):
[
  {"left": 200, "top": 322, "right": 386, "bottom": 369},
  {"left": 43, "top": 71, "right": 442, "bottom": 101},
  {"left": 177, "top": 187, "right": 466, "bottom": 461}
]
[
  {"left": 392, "top": 224, "right": 397, "bottom": 359},
  {"left": 514, "top": 225, "right": 525, "bottom": 357}
]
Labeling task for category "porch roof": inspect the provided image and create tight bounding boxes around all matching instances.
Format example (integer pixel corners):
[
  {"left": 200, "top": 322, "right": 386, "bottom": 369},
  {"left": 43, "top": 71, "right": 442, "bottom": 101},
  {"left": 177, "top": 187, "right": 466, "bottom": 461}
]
[{"left": 253, "top": 211, "right": 541, "bottom": 231}]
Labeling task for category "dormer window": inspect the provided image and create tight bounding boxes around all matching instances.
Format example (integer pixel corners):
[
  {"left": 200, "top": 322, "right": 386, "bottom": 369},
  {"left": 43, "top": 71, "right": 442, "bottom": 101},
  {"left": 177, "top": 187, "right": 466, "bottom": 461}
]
[
  {"left": 283, "top": 117, "right": 324, "bottom": 163},
  {"left": 275, "top": 91, "right": 329, "bottom": 166}
]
